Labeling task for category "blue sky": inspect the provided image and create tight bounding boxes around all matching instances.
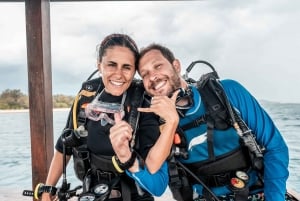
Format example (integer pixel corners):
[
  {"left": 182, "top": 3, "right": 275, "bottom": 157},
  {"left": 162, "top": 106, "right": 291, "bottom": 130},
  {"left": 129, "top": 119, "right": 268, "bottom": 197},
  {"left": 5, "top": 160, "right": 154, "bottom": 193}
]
[{"left": 0, "top": 0, "right": 300, "bottom": 103}]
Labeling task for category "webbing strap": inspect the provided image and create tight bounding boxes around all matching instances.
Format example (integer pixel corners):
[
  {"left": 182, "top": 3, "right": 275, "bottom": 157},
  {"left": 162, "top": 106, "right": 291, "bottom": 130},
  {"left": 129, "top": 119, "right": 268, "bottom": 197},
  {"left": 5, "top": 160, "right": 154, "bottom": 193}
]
[
  {"left": 168, "top": 157, "right": 185, "bottom": 201},
  {"left": 232, "top": 187, "right": 249, "bottom": 201},
  {"left": 180, "top": 115, "right": 206, "bottom": 131},
  {"left": 120, "top": 179, "right": 131, "bottom": 201},
  {"left": 206, "top": 118, "right": 215, "bottom": 161}
]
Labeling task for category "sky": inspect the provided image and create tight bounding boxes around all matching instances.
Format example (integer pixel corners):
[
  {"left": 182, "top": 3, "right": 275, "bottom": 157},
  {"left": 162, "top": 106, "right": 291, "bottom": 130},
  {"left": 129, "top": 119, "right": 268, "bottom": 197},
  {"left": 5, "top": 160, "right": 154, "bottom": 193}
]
[{"left": 0, "top": 0, "right": 300, "bottom": 103}]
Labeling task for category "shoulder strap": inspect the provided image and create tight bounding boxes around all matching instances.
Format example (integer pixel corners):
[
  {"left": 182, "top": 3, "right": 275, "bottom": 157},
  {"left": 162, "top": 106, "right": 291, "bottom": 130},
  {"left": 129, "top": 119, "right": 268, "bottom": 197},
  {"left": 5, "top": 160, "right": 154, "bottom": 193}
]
[
  {"left": 195, "top": 69, "right": 232, "bottom": 161},
  {"left": 197, "top": 63, "right": 264, "bottom": 171},
  {"left": 125, "top": 79, "right": 145, "bottom": 150},
  {"left": 69, "top": 77, "right": 103, "bottom": 130}
]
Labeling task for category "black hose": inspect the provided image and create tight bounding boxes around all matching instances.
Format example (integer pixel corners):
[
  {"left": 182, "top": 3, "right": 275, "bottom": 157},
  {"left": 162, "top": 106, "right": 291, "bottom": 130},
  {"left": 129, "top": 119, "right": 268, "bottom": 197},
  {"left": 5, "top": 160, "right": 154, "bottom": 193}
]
[{"left": 176, "top": 161, "right": 221, "bottom": 201}]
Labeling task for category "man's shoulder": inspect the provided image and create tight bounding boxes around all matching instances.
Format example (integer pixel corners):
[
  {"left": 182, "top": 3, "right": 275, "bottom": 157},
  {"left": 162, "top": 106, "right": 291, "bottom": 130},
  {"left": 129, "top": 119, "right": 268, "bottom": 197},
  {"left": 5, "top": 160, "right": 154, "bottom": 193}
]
[
  {"left": 220, "top": 79, "right": 241, "bottom": 87},
  {"left": 220, "top": 79, "right": 247, "bottom": 95}
]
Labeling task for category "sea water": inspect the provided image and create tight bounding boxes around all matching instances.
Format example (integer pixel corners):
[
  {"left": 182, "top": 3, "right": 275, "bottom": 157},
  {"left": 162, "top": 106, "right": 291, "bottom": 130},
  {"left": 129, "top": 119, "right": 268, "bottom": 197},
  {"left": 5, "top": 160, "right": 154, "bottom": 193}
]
[{"left": 0, "top": 101, "right": 299, "bottom": 199}]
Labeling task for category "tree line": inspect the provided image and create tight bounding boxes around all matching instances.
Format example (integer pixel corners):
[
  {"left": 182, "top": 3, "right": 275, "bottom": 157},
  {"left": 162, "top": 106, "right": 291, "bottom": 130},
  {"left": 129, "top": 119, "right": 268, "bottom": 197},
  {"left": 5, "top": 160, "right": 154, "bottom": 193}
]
[{"left": 0, "top": 89, "right": 74, "bottom": 110}]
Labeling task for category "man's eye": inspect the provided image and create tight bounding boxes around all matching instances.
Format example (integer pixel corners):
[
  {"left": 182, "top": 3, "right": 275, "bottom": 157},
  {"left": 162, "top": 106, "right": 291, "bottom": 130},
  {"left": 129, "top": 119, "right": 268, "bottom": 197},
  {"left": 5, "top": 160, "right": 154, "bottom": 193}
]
[
  {"left": 155, "top": 64, "right": 161, "bottom": 70},
  {"left": 141, "top": 73, "right": 148, "bottom": 79}
]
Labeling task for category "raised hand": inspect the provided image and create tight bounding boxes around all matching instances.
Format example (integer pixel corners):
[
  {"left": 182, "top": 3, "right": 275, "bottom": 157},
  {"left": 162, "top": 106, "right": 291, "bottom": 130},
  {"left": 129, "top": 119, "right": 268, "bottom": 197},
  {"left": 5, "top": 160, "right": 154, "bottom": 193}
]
[
  {"left": 138, "top": 90, "right": 180, "bottom": 124},
  {"left": 109, "top": 112, "right": 133, "bottom": 160}
]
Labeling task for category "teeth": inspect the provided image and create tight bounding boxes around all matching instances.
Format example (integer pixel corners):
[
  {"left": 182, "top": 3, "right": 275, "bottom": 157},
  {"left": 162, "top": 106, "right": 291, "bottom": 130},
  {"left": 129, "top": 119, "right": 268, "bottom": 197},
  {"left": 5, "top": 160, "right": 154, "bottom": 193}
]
[
  {"left": 154, "top": 81, "right": 166, "bottom": 90},
  {"left": 111, "top": 81, "right": 123, "bottom": 86}
]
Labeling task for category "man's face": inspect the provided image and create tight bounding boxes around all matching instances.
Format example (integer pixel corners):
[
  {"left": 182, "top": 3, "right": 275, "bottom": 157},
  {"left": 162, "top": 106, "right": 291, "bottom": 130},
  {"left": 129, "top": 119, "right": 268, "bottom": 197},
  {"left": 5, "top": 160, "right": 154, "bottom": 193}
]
[{"left": 138, "top": 49, "right": 181, "bottom": 96}]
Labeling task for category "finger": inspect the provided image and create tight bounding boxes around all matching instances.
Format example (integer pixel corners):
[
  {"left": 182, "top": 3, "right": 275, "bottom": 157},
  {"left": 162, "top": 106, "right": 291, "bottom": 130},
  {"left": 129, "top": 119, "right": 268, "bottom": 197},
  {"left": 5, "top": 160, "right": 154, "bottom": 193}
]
[
  {"left": 114, "top": 112, "right": 122, "bottom": 123},
  {"left": 171, "top": 89, "right": 181, "bottom": 101},
  {"left": 137, "top": 107, "right": 152, "bottom": 113}
]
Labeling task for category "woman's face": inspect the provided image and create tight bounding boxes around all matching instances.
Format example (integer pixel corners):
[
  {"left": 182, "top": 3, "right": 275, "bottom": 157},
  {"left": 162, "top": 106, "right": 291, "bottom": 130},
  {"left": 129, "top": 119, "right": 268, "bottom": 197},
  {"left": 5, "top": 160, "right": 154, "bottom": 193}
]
[{"left": 98, "top": 46, "right": 136, "bottom": 96}]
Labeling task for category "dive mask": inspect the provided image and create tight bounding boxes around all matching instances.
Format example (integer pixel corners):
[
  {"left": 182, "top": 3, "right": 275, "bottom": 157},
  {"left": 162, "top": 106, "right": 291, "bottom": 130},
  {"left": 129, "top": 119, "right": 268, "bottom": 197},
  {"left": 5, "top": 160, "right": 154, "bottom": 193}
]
[
  {"left": 174, "top": 87, "right": 193, "bottom": 117},
  {"left": 85, "top": 90, "right": 126, "bottom": 126}
]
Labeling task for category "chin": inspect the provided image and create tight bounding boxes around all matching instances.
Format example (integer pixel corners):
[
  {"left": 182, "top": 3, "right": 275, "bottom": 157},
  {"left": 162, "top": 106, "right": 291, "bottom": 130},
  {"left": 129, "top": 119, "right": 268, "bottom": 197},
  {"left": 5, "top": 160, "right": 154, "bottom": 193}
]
[
  {"left": 153, "top": 90, "right": 166, "bottom": 96},
  {"left": 114, "top": 90, "right": 126, "bottom": 96},
  {"left": 106, "top": 89, "right": 124, "bottom": 96}
]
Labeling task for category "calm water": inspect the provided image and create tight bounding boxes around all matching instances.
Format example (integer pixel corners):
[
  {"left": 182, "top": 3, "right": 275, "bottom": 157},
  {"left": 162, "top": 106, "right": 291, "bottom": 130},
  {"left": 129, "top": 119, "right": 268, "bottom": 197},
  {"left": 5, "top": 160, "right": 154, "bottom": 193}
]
[{"left": 0, "top": 101, "right": 299, "bottom": 197}]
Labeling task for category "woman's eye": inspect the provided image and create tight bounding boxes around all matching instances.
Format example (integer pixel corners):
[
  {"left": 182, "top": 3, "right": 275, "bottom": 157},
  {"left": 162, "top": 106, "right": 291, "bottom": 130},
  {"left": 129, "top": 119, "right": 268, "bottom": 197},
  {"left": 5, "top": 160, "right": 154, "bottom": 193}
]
[{"left": 123, "top": 65, "right": 132, "bottom": 70}]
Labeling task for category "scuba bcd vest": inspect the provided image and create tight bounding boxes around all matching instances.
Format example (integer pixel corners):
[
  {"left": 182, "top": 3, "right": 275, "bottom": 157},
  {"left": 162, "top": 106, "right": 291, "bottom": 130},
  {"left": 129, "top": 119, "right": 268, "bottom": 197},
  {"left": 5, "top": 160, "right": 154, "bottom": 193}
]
[
  {"left": 61, "top": 70, "right": 146, "bottom": 201},
  {"left": 168, "top": 60, "right": 265, "bottom": 201},
  {"left": 68, "top": 73, "right": 145, "bottom": 180}
]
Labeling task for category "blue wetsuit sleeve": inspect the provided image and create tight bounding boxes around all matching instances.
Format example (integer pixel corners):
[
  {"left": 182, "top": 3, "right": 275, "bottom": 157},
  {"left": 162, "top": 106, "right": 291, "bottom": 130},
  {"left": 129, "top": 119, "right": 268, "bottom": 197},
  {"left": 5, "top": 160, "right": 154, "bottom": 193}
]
[
  {"left": 126, "top": 161, "right": 169, "bottom": 196},
  {"left": 221, "top": 79, "right": 289, "bottom": 200}
]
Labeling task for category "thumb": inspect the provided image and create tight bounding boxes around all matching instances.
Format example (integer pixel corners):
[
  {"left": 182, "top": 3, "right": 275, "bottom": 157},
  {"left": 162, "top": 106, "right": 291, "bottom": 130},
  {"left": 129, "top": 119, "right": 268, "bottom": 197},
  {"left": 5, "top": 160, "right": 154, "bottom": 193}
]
[
  {"left": 114, "top": 112, "right": 122, "bottom": 123},
  {"left": 171, "top": 89, "right": 181, "bottom": 102}
]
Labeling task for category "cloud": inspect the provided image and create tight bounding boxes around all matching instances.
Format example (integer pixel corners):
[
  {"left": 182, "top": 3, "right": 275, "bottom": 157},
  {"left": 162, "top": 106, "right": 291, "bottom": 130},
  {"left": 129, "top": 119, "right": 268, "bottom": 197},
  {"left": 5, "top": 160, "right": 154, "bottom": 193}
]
[{"left": 0, "top": 0, "right": 300, "bottom": 103}]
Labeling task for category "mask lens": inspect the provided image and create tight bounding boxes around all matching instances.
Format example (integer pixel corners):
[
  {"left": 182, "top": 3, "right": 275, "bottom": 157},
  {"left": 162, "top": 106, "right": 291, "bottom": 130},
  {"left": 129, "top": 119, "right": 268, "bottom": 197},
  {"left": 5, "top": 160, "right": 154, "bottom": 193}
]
[
  {"left": 174, "top": 88, "right": 193, "bottom": 117},
  {"left": 85, "top": 101, "right": 122, "bottom": 121},
  {"left": 175, "top": 88, "right": 193, "bottom": 110},
  {"left": 85, "top": 90, "right": 126, "bottom": 125}
]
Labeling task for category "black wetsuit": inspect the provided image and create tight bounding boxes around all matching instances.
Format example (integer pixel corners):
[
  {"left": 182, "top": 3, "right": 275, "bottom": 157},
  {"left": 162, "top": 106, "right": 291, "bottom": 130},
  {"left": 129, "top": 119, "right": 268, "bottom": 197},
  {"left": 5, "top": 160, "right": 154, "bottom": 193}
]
[{"left": 55, "top": 87, "right": 161, "bottom": 201}]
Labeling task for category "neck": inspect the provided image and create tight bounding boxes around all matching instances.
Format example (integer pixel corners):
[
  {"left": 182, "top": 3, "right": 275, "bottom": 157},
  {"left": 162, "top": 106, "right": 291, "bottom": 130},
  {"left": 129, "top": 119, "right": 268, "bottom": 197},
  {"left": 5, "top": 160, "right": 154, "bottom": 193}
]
[
  {"left": 176, "top": 97, "right": 190, "bottom": 107},
  {"left": 180, "top": 78, "right": 189, "bottom": 91}
]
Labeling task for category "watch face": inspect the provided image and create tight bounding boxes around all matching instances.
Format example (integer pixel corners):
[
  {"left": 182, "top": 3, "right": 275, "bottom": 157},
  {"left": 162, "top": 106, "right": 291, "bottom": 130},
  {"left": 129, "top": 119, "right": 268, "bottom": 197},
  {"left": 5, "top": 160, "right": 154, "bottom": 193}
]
[
  {"left": 79, "top": 193, "right": 95, "bottom": 201},
  {"left": 236, "top": 170, "right": 249, "bottom": 181}
]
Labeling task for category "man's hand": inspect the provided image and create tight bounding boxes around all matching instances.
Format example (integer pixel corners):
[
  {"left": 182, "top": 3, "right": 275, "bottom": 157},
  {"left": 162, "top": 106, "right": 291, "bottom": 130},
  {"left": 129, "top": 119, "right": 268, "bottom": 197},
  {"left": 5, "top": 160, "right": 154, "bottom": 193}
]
[{"left": 138, "top": 90, "right": 180, "bottom": 123}]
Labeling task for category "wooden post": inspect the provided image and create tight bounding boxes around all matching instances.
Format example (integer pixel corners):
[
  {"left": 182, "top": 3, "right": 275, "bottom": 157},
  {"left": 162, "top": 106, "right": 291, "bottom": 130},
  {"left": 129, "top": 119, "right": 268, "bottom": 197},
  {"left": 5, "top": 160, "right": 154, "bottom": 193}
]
[{"left": 25, "top": 0, "right": 54, "bottom": 194}]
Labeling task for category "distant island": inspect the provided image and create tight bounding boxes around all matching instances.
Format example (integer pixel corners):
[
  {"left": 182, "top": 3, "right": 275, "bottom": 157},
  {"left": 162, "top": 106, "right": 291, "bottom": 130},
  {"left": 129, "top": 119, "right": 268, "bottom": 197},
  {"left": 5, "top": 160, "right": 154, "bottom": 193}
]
[
  {"left": 0, "top": 89, "right": 74, "bottom": 110},
  {"left": 1, "top": 89, "right": 298, "bottom": 111}
]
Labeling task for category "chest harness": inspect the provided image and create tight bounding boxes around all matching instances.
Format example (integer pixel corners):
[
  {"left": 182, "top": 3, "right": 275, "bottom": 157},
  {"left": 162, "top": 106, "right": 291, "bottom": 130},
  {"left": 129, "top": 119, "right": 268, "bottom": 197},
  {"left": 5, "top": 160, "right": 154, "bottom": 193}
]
[
  {"left": 61, "top": 71, "right": 147, "bottom": 201},
  {"left": 168, "top": 61, "right": 265, "bottom": 201}
]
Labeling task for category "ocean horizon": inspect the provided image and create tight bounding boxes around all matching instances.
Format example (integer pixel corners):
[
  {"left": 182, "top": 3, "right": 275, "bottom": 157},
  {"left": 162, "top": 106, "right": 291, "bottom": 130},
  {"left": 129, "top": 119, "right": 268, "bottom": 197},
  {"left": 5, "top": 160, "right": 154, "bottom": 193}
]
[{"left": 0, "top": 100, "right": 299, "bottom": 200}]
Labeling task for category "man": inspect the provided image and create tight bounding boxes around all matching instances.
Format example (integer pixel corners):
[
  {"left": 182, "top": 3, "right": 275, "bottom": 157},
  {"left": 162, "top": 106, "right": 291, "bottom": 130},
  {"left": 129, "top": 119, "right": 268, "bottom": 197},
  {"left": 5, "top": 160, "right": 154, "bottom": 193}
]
[{"left": 137, "top": 43, "right": 289, "bottom": 201}]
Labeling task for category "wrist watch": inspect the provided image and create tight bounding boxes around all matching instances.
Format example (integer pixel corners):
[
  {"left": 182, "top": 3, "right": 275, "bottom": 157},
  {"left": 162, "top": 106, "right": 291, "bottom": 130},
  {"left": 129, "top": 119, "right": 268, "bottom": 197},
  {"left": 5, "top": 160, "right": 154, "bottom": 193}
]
[
  {"left": 115, "top": 150, "right": 137, "bottom": 170},
  {"left": 34, "top": 183, "right": 57, "bottom": 199}
]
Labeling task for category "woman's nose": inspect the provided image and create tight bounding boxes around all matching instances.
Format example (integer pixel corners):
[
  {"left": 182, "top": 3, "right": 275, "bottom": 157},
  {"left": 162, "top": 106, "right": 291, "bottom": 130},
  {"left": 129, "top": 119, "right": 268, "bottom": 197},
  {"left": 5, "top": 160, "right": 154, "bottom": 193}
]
[{"left": 114, "top": 67, "right": 123, "bottom": 76}]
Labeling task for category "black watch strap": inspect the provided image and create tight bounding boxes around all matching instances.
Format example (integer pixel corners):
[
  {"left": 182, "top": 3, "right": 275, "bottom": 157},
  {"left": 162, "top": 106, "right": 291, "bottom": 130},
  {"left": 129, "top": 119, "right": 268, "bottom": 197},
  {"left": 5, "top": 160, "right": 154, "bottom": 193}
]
[
  {"left": 115, "top": 150, "right": 137, "bottom": 170},
  {"left": 41, "top": 185, "right": 57, "bottom": 195}
]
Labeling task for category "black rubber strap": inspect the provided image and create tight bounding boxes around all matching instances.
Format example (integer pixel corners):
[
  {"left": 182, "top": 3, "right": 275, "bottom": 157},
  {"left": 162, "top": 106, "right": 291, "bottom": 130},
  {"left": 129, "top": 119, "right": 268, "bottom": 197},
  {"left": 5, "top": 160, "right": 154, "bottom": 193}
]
[
  {"left": 41, "top": 185, "right": 57, "bottom": 195},
  {"left": 115, "top": 150, "right": 137, "bottom": 170}
]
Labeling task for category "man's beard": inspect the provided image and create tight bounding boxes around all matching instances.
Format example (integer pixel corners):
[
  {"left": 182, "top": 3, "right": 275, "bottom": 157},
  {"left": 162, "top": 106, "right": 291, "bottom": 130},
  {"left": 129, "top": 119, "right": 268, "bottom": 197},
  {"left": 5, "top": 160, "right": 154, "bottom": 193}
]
[
  {"left": 166, "top": 72, "right": 182, "bottom": 97},
  {"left": 148, "top": 67, "right": 182, "bottom": 97}
]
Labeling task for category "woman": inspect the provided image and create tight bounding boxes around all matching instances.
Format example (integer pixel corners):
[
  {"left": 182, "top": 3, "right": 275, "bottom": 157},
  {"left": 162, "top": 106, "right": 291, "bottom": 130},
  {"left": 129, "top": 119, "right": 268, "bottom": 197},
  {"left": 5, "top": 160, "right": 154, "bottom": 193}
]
[{"left": 41, "top": 34, "right": 172, "bottom": 201}]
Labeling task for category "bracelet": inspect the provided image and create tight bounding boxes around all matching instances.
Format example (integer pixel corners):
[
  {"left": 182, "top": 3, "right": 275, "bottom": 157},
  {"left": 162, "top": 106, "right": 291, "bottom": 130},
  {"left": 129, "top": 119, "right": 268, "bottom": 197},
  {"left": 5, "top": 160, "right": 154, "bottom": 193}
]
[
  {"left": 112, "top": 155, "right": 124, "bottom": 173},
  {"left": 115, "top": 151, "right": 137, "bottom": 170},
  {"left": 34, "top": 183, "right": 57, "bottom": 199}
]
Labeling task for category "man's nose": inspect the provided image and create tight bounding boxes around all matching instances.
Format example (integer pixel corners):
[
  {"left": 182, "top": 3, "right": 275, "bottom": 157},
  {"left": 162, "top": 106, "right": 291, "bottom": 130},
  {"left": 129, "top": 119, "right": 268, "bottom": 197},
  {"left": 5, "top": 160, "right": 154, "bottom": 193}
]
[{"left": 149, "top": 73, "right": 158, "bottom": 81}]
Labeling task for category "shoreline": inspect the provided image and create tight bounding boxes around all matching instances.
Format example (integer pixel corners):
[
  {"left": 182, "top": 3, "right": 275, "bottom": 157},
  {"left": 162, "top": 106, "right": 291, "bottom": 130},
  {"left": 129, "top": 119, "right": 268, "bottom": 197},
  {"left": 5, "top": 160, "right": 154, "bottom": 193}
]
[{"left": 0, "top": 108, "right": 69, "bottom": 113}]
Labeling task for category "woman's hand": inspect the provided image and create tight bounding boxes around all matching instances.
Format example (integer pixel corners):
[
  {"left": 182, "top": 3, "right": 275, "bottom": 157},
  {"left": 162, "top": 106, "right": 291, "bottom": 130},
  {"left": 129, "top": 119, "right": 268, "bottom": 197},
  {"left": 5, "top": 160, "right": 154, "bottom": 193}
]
[
  {"left": 109, "top": 112, "right": 133, "bottom": 161},
  {"left": 41, "top": 192, "right": 56, "bottom": 201}
]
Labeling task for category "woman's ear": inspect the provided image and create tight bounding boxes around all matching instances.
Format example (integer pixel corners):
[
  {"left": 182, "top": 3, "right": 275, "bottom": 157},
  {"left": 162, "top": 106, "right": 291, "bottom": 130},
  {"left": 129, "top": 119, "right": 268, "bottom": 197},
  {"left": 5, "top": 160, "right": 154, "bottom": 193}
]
[{"left": 173, "top": 59, "right": 181, "bottom": 73}]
